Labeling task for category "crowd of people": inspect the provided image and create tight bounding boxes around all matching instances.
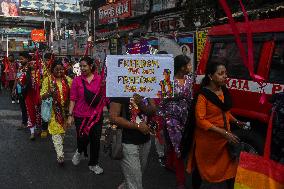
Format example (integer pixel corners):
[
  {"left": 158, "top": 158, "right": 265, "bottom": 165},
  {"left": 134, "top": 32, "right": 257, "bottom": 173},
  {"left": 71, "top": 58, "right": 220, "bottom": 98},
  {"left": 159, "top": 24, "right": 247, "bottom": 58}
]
[{"left": 0, "top": 51, "right": 251, "bottom": 189}]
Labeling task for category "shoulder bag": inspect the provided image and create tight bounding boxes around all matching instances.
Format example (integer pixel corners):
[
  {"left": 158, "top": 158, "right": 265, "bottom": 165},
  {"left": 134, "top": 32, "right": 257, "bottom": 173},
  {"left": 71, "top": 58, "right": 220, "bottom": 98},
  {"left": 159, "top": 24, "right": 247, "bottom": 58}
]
[{"left": 81, "top": 78, "right": 101, "bottom": 108}]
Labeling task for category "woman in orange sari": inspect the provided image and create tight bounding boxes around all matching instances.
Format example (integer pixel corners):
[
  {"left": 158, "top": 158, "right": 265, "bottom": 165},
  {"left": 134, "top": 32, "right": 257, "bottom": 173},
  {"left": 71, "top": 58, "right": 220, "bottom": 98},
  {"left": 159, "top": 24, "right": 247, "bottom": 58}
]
[{"left": 186, "top": 61, "right": 247, "bottom": 189}]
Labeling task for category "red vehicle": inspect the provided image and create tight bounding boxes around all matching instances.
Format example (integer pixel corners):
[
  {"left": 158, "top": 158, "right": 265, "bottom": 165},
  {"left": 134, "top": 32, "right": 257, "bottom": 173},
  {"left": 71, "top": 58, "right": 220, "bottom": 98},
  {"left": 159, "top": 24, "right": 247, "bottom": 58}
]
[{"left": 196, "top": 18, "right": 284, "bottom": 153}]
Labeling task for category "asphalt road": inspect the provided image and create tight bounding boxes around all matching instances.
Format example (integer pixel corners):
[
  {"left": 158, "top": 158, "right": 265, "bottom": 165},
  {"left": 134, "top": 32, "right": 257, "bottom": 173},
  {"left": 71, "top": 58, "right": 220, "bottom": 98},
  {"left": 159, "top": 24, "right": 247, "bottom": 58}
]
[{"left": 0, "top": 89, "right": 182, "bottom": 189}]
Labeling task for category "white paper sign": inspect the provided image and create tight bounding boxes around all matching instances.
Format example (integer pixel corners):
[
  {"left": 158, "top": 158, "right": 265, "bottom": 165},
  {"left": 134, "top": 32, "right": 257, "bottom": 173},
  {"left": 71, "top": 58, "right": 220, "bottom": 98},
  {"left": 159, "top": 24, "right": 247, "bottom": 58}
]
[{"left": 106, "top": 54, "right": 174, "bottom": 98}]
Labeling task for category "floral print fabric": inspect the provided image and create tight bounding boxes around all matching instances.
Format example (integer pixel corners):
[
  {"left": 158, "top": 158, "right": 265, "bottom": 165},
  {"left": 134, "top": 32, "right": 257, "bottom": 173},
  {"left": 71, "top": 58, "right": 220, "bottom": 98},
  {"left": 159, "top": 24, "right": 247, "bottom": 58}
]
[{"left": 159, "top": 75, "right": 193, "bottom": 157}]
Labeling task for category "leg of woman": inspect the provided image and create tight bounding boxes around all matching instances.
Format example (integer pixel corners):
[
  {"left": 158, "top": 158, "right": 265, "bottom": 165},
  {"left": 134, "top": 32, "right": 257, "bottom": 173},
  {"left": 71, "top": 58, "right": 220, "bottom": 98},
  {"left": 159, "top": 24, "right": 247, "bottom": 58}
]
[
  {"left": 9, "top": 80, "right": 15, "bottom": 102},
  {"left": 74, "top": 117, "right": 89, "bottom": 154},
  {"left": 88, "top": 120, "right": 103, "bottom": 174},
  {"left": 166, "top": 147, "right": 175, "bottom": 171},
  {"left": 18, "top": 93, "right": 28, "bottom": 127},
  {"left": 25, "top": 91, "right": 37, "bottom": 140},
  {"left": 139, "top": 140, "right": 151, "bottom": 174},
  {"left": 88, "top": 121, "right": 103, "bottom": 166},
  {"left": 51, "top": 134, "right": 65, "bottom": 163},
  {"left": 192, "top": 167, "right": 202, "bottom": 189},
  {"left": 173, "top": 153, "right": 186, "bottom": 187},
  {"left": 155, "top": 136, "right": 165, "bottom": 167},
  {"left": 226, "top": 178, "right": 235, "bottom": 189},
  {"left": 41, "top": 120, "right": 48, "bottom": 138},
  {"left": 121, "top": 143, "right": 143, "bottom": 189}
]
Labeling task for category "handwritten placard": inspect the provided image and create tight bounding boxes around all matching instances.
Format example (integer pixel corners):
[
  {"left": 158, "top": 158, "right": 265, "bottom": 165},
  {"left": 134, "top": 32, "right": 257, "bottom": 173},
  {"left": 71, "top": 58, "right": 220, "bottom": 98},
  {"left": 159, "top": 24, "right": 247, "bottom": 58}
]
[{"left": 106, "top": 54, "right": 174, "bottom": 98}]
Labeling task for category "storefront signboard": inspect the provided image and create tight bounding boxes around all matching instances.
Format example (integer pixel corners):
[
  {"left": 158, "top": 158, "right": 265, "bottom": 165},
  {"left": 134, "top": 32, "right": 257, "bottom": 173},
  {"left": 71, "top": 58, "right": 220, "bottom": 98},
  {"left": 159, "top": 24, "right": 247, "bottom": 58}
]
[{"left": 98, "top": 0, "right": 131, "bottom": 24}]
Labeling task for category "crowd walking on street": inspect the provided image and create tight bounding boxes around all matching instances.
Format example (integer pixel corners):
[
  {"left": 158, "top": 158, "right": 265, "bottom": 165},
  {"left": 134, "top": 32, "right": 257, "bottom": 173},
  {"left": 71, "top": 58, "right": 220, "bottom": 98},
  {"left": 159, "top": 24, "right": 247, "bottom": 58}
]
[{"left": 0, "top": 50, "right": 283, "bottom": 189}]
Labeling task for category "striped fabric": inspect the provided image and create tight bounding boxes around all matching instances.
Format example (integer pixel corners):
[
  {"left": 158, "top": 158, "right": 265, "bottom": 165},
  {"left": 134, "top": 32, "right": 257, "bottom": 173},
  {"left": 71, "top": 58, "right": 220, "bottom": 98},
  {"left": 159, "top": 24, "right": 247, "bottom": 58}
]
[{"left": 234, "top": 152, "right": 284, "bottom": 189}]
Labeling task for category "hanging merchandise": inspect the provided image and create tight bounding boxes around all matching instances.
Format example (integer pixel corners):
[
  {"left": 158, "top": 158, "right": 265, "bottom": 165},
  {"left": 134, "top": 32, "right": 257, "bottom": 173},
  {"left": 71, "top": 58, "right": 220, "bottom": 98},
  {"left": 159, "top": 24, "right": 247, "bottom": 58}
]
[{"left": 196, "top": 30, "right": 208, "bottom": 65}]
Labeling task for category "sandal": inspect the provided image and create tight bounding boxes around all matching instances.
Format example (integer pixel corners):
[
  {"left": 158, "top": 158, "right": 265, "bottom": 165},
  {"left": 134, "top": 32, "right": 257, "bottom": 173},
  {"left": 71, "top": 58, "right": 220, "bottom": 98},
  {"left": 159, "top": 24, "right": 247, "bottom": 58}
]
[{"left": 57, "top": 156, "right": 64, "bottom": 166}]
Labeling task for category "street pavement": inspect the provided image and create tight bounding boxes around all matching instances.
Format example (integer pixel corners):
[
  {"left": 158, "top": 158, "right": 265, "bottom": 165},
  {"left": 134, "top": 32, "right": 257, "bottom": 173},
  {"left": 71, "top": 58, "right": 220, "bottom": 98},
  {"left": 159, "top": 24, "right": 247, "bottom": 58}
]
[{"left": 0, "top": 89, "right": 184, "bottom": 189}]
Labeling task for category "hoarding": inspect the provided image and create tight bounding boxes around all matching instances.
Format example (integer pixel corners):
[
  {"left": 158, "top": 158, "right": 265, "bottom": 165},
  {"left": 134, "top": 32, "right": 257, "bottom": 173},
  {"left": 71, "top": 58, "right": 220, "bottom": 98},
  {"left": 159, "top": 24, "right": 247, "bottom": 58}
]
[
  {"left": 0, "top": 0, "right": 19, "bottom": 17},
  {"left": 20, "top": 0, "right": 80, "bottom": 13},
  {"left": 98, "top": 0, "right": 131, "bottom": 24},
  {"left": 31, "top": 29, "right": 46, "bottom": 42}
]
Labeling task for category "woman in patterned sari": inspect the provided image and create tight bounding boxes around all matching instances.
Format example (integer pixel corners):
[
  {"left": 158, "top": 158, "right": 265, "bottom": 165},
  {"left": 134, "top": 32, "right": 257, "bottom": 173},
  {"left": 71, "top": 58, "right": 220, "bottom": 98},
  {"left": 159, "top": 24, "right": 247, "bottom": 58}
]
[{"left": 159, "top": 55, "right": 193, "bottom": 189}]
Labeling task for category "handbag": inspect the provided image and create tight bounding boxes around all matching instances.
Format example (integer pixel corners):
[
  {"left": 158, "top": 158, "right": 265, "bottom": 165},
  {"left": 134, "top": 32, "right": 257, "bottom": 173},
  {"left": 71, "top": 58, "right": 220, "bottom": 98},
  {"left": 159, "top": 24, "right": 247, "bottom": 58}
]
[
  {"left": 234, "top": 112, "right": 284, "bottom": 189},
  {"left": 106, "top": 103, "right": 127, "bottom": 160},
  {"left": 222, "top": 112, "right": 242, "bottom": 160},
  {"left": 41, "top": 97, "right": 52, "bottom": 122},
  {"left": 81, "top": 79, "right": 101, "bottom": 108},
  {"left": 41, "top": 77, "right": 52, "bottom": 122},
  {"left": 103, "top": 125, "right": 123, "bottom": 160},
  {"left": 110, "top": 127, "right": 123, "bottom": 160}
]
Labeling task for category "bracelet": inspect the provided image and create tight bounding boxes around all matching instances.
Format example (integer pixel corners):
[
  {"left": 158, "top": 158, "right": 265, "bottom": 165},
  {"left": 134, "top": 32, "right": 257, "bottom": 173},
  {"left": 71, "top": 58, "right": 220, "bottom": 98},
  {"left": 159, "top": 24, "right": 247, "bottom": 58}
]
[
  {"left": 225, "top": 131, "right": 229, "bottom": 135},
  {"left": 66, "top": 112, "right": 73, "bottom": 116}
]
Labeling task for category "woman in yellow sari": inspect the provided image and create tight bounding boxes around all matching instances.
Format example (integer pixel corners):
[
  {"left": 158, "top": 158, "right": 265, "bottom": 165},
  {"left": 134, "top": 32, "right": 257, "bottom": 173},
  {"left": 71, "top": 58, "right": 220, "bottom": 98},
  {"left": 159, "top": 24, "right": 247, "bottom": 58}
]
[{"left": 41, "top": 60, "right": 72, "bottom": 165}]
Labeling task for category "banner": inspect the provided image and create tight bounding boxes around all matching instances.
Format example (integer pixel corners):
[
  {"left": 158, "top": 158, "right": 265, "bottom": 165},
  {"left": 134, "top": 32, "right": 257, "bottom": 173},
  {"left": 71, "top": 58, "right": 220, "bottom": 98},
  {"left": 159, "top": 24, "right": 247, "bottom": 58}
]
[
  {"left": 106, "top": 54, "right": 174, "bottom": 98},
  {"left": 98, "top": 0, "right": 131, "bottom": 24},
  {"left": 0, "top": 0, "right": 19, "bottom": 17},
  {"left": 159, "top": 33, "right": 194, "bottom": 67}
]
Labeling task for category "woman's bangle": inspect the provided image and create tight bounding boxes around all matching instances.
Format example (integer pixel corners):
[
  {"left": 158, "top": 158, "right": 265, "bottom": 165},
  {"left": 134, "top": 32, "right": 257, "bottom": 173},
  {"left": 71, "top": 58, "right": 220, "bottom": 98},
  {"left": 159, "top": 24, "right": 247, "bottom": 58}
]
[{"left": 66, "top": 112, "right": 73, "bottom": 116}]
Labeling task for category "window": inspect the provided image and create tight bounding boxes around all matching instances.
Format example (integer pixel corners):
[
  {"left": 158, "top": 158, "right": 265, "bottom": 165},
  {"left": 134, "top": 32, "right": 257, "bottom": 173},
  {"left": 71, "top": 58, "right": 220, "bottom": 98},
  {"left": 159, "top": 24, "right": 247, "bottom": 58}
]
[
  {"left": 131, "top": 0, "right": 150, "bottom": 16},
  {"left": 210, "top": 41, "right": 263, "bottom": 80},
  {"left": 269, "top": 41, "right": 284, "bottom": 84},
  {"left": 152, "top": 0, "right": 178, "bottom": 12}
]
